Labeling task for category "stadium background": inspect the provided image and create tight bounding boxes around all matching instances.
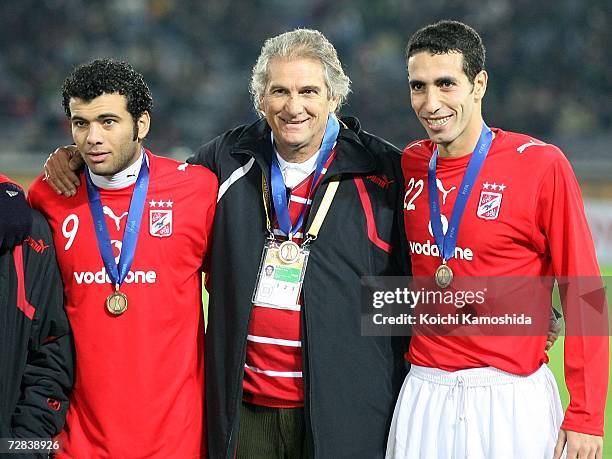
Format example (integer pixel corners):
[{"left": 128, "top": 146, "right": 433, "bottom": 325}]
[{"left": 1, "top": 0, "right": 610, "bottom": 454}]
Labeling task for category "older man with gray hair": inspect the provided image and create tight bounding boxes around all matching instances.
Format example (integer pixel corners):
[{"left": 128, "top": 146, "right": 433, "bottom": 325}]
[
  {"left": 43, "top": 28, "right": 410, "bottom": 458},
  {"left": 193, "top": 28, "right": 409, "bottom": 458}
]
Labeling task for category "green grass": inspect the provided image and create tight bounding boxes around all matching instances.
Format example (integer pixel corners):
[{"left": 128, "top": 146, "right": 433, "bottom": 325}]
[{"left": 548, "top": 266, "right": 611, "bottom": 456}]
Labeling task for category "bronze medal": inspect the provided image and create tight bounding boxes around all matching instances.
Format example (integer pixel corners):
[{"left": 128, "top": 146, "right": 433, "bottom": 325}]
[
  {"left": 106, "top": 291, "right": 128, "bottom": 315},
  {"left": 278, "top": 240, "right": 300, "bottom": 264},
  {"left": 435, "top": 263, "right": 453, "bottom": 289}
]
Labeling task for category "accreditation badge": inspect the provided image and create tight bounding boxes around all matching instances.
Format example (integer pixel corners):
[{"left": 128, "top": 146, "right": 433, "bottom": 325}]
[{"left": 252, "top": 240, "right": 309, "bottom": 309}]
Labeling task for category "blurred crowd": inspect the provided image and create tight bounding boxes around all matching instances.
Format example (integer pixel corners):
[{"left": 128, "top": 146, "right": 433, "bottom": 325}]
[{"left": 0, "top": 0, "right": 609, "bottom": 157}]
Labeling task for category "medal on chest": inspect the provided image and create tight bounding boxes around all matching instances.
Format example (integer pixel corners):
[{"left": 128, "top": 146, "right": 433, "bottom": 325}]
[
  {"left": 106, "top": 289, "right": 128, "bottom": 315},
  {"left": 278, "top": 240, "right": 301, "bottom": 264},
  {"left": 85, "top": 152, "right": 149, "bottom": 316},
  {"left": 428, "top": 123, "right": 492, "bottom": 288},
  {"left": 434, "top": 262, "right": 453, "bottom": 289}
]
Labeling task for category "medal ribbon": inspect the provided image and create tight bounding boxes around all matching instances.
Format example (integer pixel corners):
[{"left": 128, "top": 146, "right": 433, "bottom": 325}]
[
  {"left": 85, "top": 152, "right": 149, "bottom": 289},
  {"left": 428, "top": 123, "right": 492, "bottom": 263},
  {"left": 270, "top": 113, "right": 339, "bottom": 239}
]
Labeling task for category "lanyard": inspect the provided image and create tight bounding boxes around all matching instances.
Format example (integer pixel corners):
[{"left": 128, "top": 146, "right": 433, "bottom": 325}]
[
  {"left": 428, "top": 123, "right": 492, "bottom": 263},
  {"left": 85, "top": 152, "right": 149, "bottom": 290},
  {"left": 262, "top": 174, "right": 340, "bottom": 245},
  {"left": 269, "top": 113, "right": 339, "bottom": 239}
]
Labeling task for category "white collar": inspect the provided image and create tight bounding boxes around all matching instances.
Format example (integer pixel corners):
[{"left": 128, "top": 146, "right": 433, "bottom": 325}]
[
  {"left": 270, "top": 128, "right": 322, "bottom": 189},
  {"left": 274, "top": 148, "right": 320, "bottom": 189},
  {"left": 275, "top": 149, "right": 319, "bottom": 176},
  {"left": 88, "top": 150, "right": 147, "bottom": 190}
]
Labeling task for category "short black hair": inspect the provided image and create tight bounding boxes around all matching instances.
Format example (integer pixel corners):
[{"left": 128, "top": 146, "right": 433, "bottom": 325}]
[
  {"left": 62, "top": 59, "right": 153, "bottom": 120},
  {"left": 406, "top": 20, "right": 485, "bottom": 83}
]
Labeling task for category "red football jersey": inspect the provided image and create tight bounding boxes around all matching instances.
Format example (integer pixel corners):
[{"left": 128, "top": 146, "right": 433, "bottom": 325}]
[
  {"left": 28, "top": 151, "right": 217, "bottom": 458},
  {"left": 401, "top": 129, "right": 608, "bottom": 435}
]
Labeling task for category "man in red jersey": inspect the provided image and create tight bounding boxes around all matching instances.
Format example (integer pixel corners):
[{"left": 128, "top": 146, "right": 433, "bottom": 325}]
[
  {"left": 386, "top": 21, "right": 608, "bottom": 459},
  {"left": 28, "top": 59, "right": 217, "bottom": 458}
]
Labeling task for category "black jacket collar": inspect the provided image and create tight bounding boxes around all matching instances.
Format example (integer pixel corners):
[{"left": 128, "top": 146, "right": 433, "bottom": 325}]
[{"left": 230, "top": 116, "right": 377, "bottom": 178}]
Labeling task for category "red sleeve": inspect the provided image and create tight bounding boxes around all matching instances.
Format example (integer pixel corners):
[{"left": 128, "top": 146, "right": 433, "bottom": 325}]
[
  {"left": 26, "top": 175, "right": 47, "bottom": 211},
  {"left": 536, "top": 151, "right": 609, "bottom": 436}
]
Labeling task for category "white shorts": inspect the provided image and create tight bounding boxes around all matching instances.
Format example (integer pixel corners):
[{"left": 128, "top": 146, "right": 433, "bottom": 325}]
[{"left": 386, "top": 364, "right": 564, "bottom": 459}]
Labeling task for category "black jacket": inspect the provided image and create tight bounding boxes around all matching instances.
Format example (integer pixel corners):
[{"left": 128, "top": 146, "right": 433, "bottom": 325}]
[
  {"left": 0, "top": 210, "right": 73, "bottom": 457},
  {"left": 189, "top": 117, "right": 410, "bottom": 458}
]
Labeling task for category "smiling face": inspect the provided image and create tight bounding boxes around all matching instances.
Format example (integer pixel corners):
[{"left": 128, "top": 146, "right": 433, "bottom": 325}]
[
  {"left": 69, "top": 92, "right": 150, "bottom": 176},
  {"left": 408, "top": 51, "right": 487, "bottom": 157},
  {"left": 259, "top": 57, "right": 339, "bottom": 163}
]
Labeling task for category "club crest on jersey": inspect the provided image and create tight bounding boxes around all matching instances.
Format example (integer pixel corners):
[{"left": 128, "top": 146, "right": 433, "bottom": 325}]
[
  {"left": 477, "top": 182, "right": 506, "bottom": 220},
  {"left": 149, "top": 199, "right": 173, "bottom": 237}
]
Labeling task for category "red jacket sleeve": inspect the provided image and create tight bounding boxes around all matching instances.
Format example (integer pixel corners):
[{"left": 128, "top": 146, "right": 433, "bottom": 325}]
[{"left": 536, "top": 151, "right": 609, "bottom": 436}]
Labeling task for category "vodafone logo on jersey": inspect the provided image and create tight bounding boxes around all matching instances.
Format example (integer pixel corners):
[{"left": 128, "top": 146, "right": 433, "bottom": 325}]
[
  {"left": 63, "top": 207, "right": 159, "bottom": 285},
  {"left": 73, "top": 235, "right": 157, "bottom": 285},
  {"left": 408, "top": 216, "right": 474, "bottom": 261},
  {"left": 73, "top": 267, "right": 157, "bottom": 285}
]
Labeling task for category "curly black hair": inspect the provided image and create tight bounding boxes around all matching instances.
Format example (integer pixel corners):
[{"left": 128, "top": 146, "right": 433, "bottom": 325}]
[
  {"left": 62, "top": 58, "right": 153, "bottom": 122},
  {"left": 406, "top": 20, "right": 485, "bottom": 83}
]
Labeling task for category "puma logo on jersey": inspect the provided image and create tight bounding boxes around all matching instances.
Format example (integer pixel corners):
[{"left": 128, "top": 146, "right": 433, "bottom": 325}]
[
  {"left": 436, "top": 179, "right": 456, "bottom": 205},
  {"left": 406, "top": 140, "right": 425, "bottom": 150},
  {"left": 103, "top": 206, "right": 128, "bottom": 231},
  {"left": 517, "top": 140, "right": 546, "bottom": 153},
  {"left": 178, "top": 163, "right": 189, "bottom": 171},
  {"left": 5, "top": 190, "right": 18, "bottom": 197},
  {"left": 367, "top": 174, "right": 394, "bottom": 189},
  {"left": 25, "top": 236, "right": 49, "bottom": 254}
]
